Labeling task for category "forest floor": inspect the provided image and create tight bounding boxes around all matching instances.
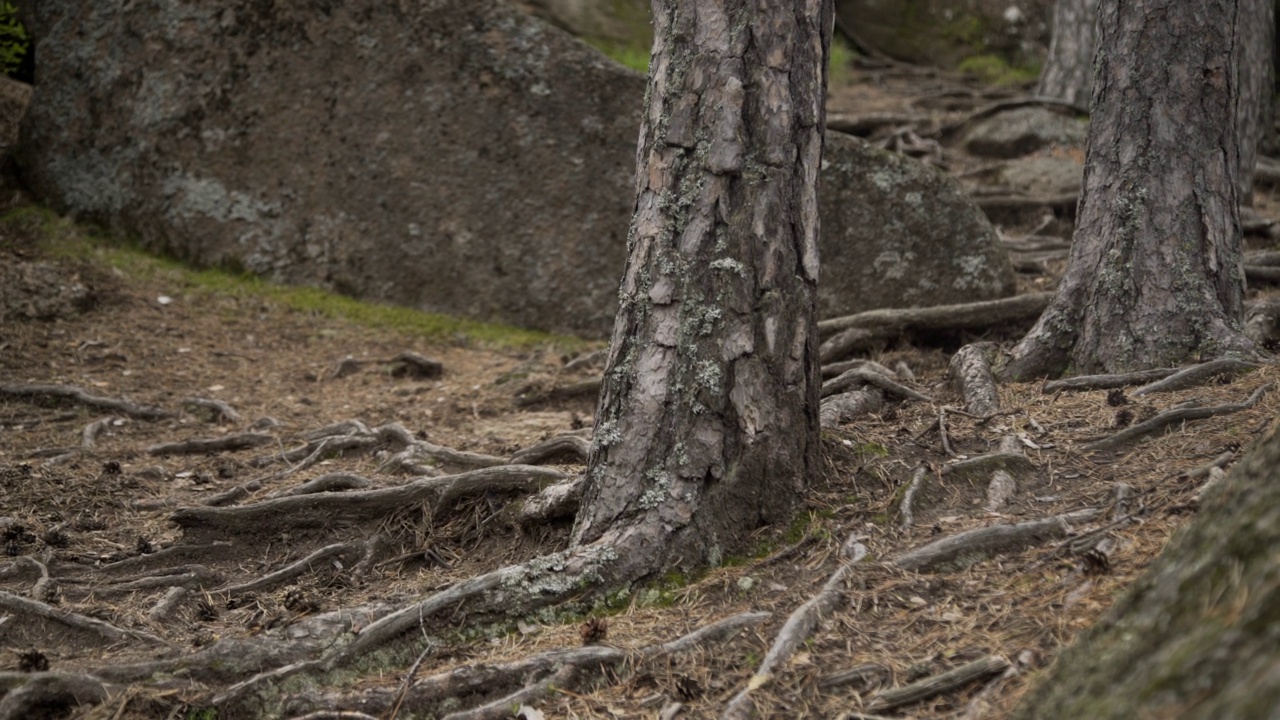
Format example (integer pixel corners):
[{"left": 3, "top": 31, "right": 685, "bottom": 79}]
[{"left": 3, "top": 59, "right": 1280, "bottom": 720}]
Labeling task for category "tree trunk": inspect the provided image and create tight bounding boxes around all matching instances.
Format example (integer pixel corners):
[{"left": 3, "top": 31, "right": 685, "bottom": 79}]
[
  {"left": 1003, "top": 0, "right": 1257, "bottom": 380},
  {"left": 1036, "top": 0, "right": 1098, "bottom": 106},
  {"left": 1011, "top": 422, "right": 1280, "bottom": 720},
  {"left": 572, "top": 0, "right": 831, "bottom": 578},
  {"left": 1237, "top": 0, "right": 1275, "bottom": 204}
]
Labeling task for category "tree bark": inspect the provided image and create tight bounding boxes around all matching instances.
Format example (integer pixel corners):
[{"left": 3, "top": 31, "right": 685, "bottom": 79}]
[
  {"left": 572, "top": 0, "right": 831, "bottom": 576},
  {"left": 1237, "top": 0, "right": 1275, "bottom": 203},
  {"left": 1003, "top": 0, "right": 1257, "bottom": 380},
  {"left": 1036, "top": 0, "right": 1099, "bottom": 106},
  {"left": 1010, "top": 423, "right": 1280, "bottom": 720}
]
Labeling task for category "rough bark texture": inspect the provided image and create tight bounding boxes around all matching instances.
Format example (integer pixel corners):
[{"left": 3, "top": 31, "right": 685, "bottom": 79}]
[
  {"left": 1237, "top": 0, "right": 1274, "bottom": 202},
  {"left": 1012, "top": 420, "right": 1280, "bottom": 720},
  {"left": 1003, "top": 0, "right": 1256, "bottom": 380},
  {"left": 1036, "top": 0, "right": 1098, "bottom": 105},
  {"left": 572, "top": 0, "right": 830, "bottom": 576}
]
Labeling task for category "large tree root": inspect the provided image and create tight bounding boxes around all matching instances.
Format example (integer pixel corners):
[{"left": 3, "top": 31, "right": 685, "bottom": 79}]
[
  {"left": 0, "top": 671, "right": 109, "bottom": 720},
  {"left": 820, "top": 388, "right": 884, "bottom": 429},
  {"left": 1042, "top": 367, "right": 1178, "bottom": 393},
  {"left": 949, "top": 343, "right": 1000, "bottom": 416},
  {"left": 280, "top": 612, "right": 769, "bottom": 719},
  {"left": 0, "top": 383, "right": 175, "bottom": 420},
  {"left": 817, "top": 293, "right": 1053, "bottom": 339},
  {"left": 171, "top": 465, "right": 568, "bottom": 536},
  {"left": 865, "top": 654, "right": 1010, "bottom": 712},
  {"left": 1082, "top": 384, "right": 1271, "bottom": 452},
  {"left": 891, "top": 509, "right": 1101, "bottom": 573},
  {"left": 822, "top": 367, "right": 932, "bottom": 403},
  {"left": 1245, "top": 297, "right": 1280, "bottom": 347},
  {"left": 721, "top": 540, "right": 867, "bottom": 720},
  {"left": 0, "top": 591, "right": 168, "bottom": 646},
  {"left": 508, "top": 434, "right": 591, "bottom": 465},
  {"left": 147, "top": 432, "right": 276, "bottom": 456},
  {"left": 1130, "top": 358, "right": 1262, "bottom": 396}
]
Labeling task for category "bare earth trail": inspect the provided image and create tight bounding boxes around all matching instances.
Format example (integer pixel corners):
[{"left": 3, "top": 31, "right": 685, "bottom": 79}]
[{"left": 3, "top": 63, "right": 1280, "bottom": 719}]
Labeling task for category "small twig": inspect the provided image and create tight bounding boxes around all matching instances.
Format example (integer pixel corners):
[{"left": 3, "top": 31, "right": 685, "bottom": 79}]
[{"left": 1082, "top": 384, "right": 1271, "bottom": 452}]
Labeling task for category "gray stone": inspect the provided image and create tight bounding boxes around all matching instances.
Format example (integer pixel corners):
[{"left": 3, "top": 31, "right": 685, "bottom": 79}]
[
  {"left": 1000, "top": 155, "right": 1084, "bottom": 196},
  {"left": 818, "top": 133, "right": 1015, "bottom": 317},
  {"left": 835, "top": 0, "right": 1053, "bottom": 68},
  {"left": 964, "top": 107, "right": 1089, "bottom": 159},
  {"left": 0, "top": 261, "right": 91, "bottom": 321},
  {"left": 19, "top": 0, "right": 1014, "bottom": 338}
]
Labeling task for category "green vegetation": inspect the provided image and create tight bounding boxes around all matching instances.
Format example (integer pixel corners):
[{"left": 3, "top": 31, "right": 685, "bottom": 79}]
[
  {"left": 957, "top": 53, "right": 1040, "bottom": 86},
  {"left": 2, "top": 205, "right": 580, "bottom": 351},
  {"left": 585, "top": 37, "right": 650, "bottom": 73},
  {"left": 828, "top": 34, "right": 856, "bottom": 87},
  {"left": 0, "top": 2, "right": 26, "bottom": 77}
]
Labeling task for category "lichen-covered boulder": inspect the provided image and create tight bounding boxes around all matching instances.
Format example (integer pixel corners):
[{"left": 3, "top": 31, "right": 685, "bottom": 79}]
[
  {"left": 19, "top": 0, "right": 1014, "bottom": 337},
  {"left": 817, "top": 133, "right": 1015, "bottom": 317},
  {"left": 964, "top": 107, "right": 1089, "bottom": 159},
  {"left": 19, "top": 0, "right": 642, "bottom": 337}
]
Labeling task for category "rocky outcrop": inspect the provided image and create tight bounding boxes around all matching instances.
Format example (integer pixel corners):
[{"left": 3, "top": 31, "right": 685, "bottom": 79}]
[
  {"left": 835, "top": 0, "right": 1053, "bottom": 68},
  {"left": 19, "top": 0, "right": 1014, "bottom": 337},
  {"left": 818, "top": 134, "right": 1015, "bottom": 317},
  {"left": 964, "top": 107, "right": 1089, "bottom": 158}
]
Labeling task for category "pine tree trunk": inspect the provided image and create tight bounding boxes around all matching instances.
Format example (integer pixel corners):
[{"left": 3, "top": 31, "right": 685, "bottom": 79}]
[
  {"left": 1011, "top": 421, "right": 1280, "bottom": 720},
  {"left": 1237, "top": 0, "right": 1275, "bottom": 204},
  {"left": 1036, "top": 0, "right": 1098, "bottom": 106},
  {"left": 572, "top": 0, "right": 831, "bottom": 578},
  {"left": 1004, "top": 0, "right": 1257, "bottom": 380}
]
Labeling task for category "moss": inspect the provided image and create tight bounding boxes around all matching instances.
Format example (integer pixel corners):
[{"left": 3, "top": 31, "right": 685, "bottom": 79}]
[
  {"left": 956, "top": 53, "right": 1039, "bottom": 86},
  {"left": 1, "top": 204, "right": 579, "bottom": 351}
]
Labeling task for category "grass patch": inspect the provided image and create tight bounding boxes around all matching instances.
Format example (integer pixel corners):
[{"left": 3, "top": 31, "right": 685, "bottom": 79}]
[
  {"left": 1, "top": 204, "right": 584, "bottom": 351},
  {"left": 957, "top": 53, "right": 1039, "bottom": 86},
  {"left": 829, "top": 34, "right": 856, "bottom": 88},
  {"left": 584, "top": 37, "right": 650, "bottom": 74}
]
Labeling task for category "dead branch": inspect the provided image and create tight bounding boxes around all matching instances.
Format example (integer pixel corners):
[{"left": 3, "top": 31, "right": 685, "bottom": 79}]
[
  {"left": 818, "top": 663, "right": 889, "bottom": 691},
  {"left": 1082, "top": 384, "right": 1271, "bottom": 452},
  {"left": 80, "top": 416, "right": 117, "bottom": 448},
  {"left": 892, "top": 509, "right": 1101, "bottom": 573},
  {"left": 822, "top": 368, "right": 932, "bottom": 403},
  {"left": 508, "top": 435, "right": 591, "bottom": 465},
  {"left": 1178, "top": 451, "right": 1234, "bottom": 480},
  {"left": 1131, "top": 358, "right": 1262, "bottom": 396},
  {"left": 817, "top": 293, "right": 1052, "bottom": 339},
  {"left": 184, "top": 397, "right": 242, "bottom": 424},
  {"left": 218, "top": 542, "right": 360, "bottom": 596},
  {"left": 899, "top": 466, "right": 928, "bottom": 530},
  {"left": 820, "top": 388, "right": 884, "bottom": 429},
  {"left": 818, "top": 327, "right": 880, "bottom": 363},
  {"left": 0, "top": 672, "right": 109, "bottom": 720},
  {"left": 172, "top": 465, "right": 568, "bottom": 536},
  {"left": 0, "top": 383, "right": 175, "bottom": 420},
  {"left": 1042, "top": 367, "right": 1178, "bottom": 393},
  {"left": 865, "top": 655, "right": 1010, "bottom": 712},
  {"left": 949, "top": 343, "right": 1000, "bottom": 416},
  {"left": 721, "top": 541, "right": 866, "bottom": 720},
  {"left": 147, "top": 432, "right": 275, "bottom": 456},
  {"left": 0, "top": 590, "right": 169, "bottom": 645}
]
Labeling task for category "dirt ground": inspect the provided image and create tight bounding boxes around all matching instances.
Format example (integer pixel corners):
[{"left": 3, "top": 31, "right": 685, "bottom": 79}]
[{"left": 3, "top": 59, "right": 1280, "bottom": 720}]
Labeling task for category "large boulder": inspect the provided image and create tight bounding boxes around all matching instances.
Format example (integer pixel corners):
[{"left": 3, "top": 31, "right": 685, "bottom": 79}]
[
  {"left": 835, "top": 0, "right": 1053, "bottom": 69},
  {"left": 818, "top": 133, "right": 1015, "bottom": 316},
  {"left": 19, "top": 0, "right": 640, "bottom": 337},
  {"left": 19, "top": 0, "right": 1014, "bottom": 337}
]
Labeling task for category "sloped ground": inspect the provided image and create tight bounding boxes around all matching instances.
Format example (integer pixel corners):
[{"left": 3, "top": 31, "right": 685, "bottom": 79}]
[{"left": 3, "top": 65, "right": 1280, "bottom": 719}]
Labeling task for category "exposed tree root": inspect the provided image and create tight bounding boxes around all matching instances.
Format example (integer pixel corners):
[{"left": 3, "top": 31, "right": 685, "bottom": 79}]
[
  {"left": 1130, "top": 358, "right": 1262, "bottom": 396},
  {"left": 721, "top": 541, "right": 867, "bottom": 720},
  {"left": 1245, "top": 297, "right": 1280, "bottom": 347},
  {"left": 891, "top": 509, "right": 1101, "bottom": 573},
  {"left": 1179, "top": 451, "right": 1234, "bottom": 480},
  {"left": 943, "top": 450, "right": 1035, "bottom": 483},
  {"left": 332, "top": 351, "right": 443, "bottom": 380},
  {"left": 865, "top": 654, "right": 1010, "bottom": 712},
  {"left": 508, "top": 434, "right": 591, "bottom": 465},
  {"left": 263, "top": 472, "right": 373, "bottom": 499},
  {"left": 818, "top": 327, "right": 880, "bottom": 364},
  {"left": 217, "top": 542, "right": 361, "bottom": 596},
  {"left": 171, "top": 465, "right": 568, "bottom": 536},
  {"left": 984, "top": 436, "right": 1024, "bottom": 512},
  {"left": 0, "top": 590, "right": 169, "bottom": 645},
  {"left": 1082, "top": 384, "right": 1271, "bottom": 452},
  {"left": 183, "top": 397, "right": 242, "bottom": 424},
  {"left": 818, "top": 663, "right": 890, "bottom": 691},
  {"left": 147, "top": 586, "right": 188, "bottom": 623},
  {"left": 820, "top": 388, "right": 884, "bottom": 429},
  {"left": 508, "top": 476, "right": 585, "bottom": 524},
  {"left": 0, "top": 671, "right": 109, "bottom": 720},
  {"left": 79, "top": 416, "right": 117, "bottom": 448},
  {"left": 1042, "top": 367, "right": 1178, "bottom": 393},
  {"left": 0, "top": 383, "right": 175, "bottom": 420},
  {"left": 1245, "top": 265, "right": 1280, "bottom": 284},
  {"left": 817, "top": 293, "right": 1052, "bottom": 339},
  {"left": 515, "top": 379, "right": 602, "bottom": 406},
  {"left": 899, "top": 466, "right": 929, "bottom": 529},
  {"left": 147, "top": 432, "right": 275, "bottom": 456},
  {"left": 973, "top": 193, "right": 1079, "bottom": 216},
  {"left": 822, "top": 367, "right": 932, "bottom": 403},
  {"left": 949, "top": 343, "right": 1000, "bottom": 416}
]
